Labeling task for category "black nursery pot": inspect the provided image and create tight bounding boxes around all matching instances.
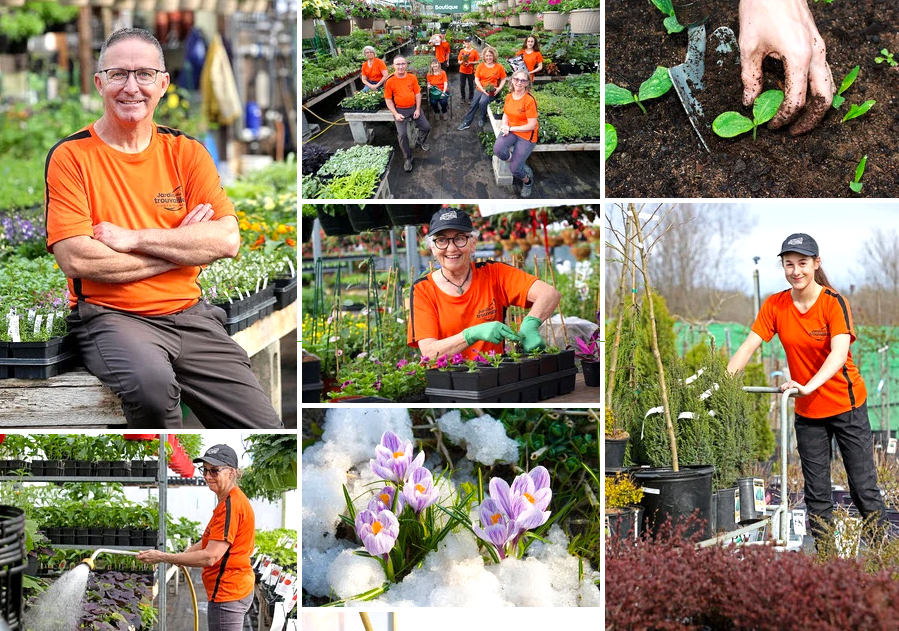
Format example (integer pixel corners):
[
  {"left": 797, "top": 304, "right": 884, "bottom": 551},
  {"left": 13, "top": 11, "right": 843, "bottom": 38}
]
[
  {"left": 347, "top": 204, "right": 391, "bottom": 232},
  {"left": 75, "top": 528, "right": 89, "bottom": 546},
  {"left": 316, "top": 206, "right": 356, "bottom": 236},
  {"left": 557, "top": 349, "right": 575, "bottom": 370},
  {"left": 451, "top": 367, "right": 499, "bottom": 391},
  {"left": 385, "top": 204, "right": 441, "bottom": 226},
  {"left": 633, "top": 465, "right": 715, "bottom": 540},
  {"left": 143, "top": 529, "right": 159, "bottom": 547},
  {"left": 301, "top": 215, "right": 315, "bottom": 243},
  {"left": 538, "top": 353, "right": 559, "bottom": 375},
  {"left": 102, "top": 528, "right": 117, "bottom": 546},
  {"left": 497, "top": 361, "right": 519, "bottom": 386},
  {"left": 715, "top": 487, "right": 739, "bottom": 533},
  {"left": 605, "top": 437, "right": 628, "bottom": 469},
  {"left": 518, "top": 358, "right": 540, "bottom": 381},
  {"left": 425, "top": 369, "right": 455, "bottom": 390},
  {"left": 302, "top": 355, "right": 322, "bottom": 386},
  {"left": 607, "top": 505, "right": 643, "bottom": 541},
  {"left": 582, "top": 360, "right": 601, "bottom": 387}
]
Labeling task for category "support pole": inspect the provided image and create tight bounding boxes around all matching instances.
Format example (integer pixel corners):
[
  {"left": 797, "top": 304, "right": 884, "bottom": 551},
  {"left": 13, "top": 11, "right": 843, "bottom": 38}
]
[{"left": 158, "top": 434, "right": 168, "bottom": 631}]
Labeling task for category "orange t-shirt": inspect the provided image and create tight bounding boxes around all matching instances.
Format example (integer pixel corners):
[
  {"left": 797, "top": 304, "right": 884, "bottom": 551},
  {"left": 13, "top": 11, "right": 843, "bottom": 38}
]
[
  {"left": 504, "top": 92, "right": 539, "bottom": 142},
  {"left": 384, "top": 73, "right": 421, "bottom": 109},
  {"left": 435, "top": 41, "right": 451, "bottom": 63},
  {"left": 458, "top": 47, "right": 479, "bottom": 74},
  {"left": 752, "top": 288, "right": 867, "bottom": 418},
  {"left": 516, "top": 49, "right": 544, "bottom": 72},
  {"left": 427, "top": 70, "right": 448, "bottom": 89},
  {"left": 360, "top": 58, "right": 388, "bottom": 84},
  {"left": 201, "top": 486, "right": 256, "bottom": 603},
  {"left": 408, "top": 261, "right": 537, "bottom": 360},
  {"left": 476, "top": 62, "right": 507, "bottom": 94},
  {"left": 45, "top": 123, "right": 236, "bottom": 316}
]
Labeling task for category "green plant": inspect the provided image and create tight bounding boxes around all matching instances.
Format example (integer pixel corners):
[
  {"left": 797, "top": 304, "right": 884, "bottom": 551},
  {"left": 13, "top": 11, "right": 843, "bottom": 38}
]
[
  {"left": 605, "top": 122, "right": 617, "bottom": 161},
  {"left": 605, "top": 67, "right": 673, "bottom": 115},
  {"left": 240, "top": 435, "right": 297, "bottom": 503},
  {"left": 315, "top": 170, "right": 380, "bottom": 199},
  {"left": 875, "top": 48, "right": 897, "bottom": 67},
  {"left": 605, "top": 473, "right": 644, "bottom": 509},
  {"left": 712, "top": 89, "right": 784, "bottom": 139},
  {"left": 317, "top": 144, "right": 392, "bottom": 179},
  {"left": 849, "top": 154, "right": 867, "bottom": 194},
  {"left": 841, "top": 99, "right": 876, "bottom": 123},
  {"left": 831, "top": 65, "right": 859, "bottom": 109},
  {"left": 649, "top": 0, "right": 684, "bottom": 34},
  {"left": 174, "top": 434, "right": 203, "bottom": 461}
]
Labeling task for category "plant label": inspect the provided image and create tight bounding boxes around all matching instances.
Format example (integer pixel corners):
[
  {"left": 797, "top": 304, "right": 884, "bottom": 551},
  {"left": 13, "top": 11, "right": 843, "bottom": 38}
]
[
  {"left": 27, "top": 308, "right": 35, "bottom": 323},
  {"left": 46, "top": 312, "right": 55, "bottom": 334},
  {"left": 641, "top": 486, "right": 660, "bottom": 495},
  {"left": 734, "top": 489, "right": 741, "bottom": 526},
  {"left": 888, "top": 438, "right": 897, "bottom": 455},
  {"left": 792, "top": 509, "right": 806, "bottom": 537},
  {"left": 33, "top": 315, "right": 43, "bottom": 336},
  {"left": 286, "top": 257, "right": 295, "bottom": 277},
  {"left": 8, "top": 314, "right": 20, "bottom": 343},
  {"left": 753, "top": 479, "right": 766, "bottom": 513}
]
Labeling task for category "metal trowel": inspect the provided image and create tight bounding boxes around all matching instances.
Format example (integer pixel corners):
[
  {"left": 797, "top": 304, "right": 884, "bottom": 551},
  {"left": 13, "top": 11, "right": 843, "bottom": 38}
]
[{"left": 668, "top": 0, "right": 739, "bottom": 152}]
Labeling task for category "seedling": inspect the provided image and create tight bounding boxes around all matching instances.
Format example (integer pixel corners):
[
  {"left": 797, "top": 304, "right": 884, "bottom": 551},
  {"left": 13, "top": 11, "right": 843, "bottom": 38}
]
[
  {"left": 605, "top": 66, "right": 673, "bottom": 115},
  {"left": 712, "top": 89, "right": 784, "bottom": 139},
  {"left": 649, "top": 0, "right": 684, "bottom": 34},
  {"left": 605, "top": 123, "right": 617, "bottom": 161},
  {"left": 875, "top": 48, "right": 897, "bottom": 67},
  {"left": 841, "top": 99, "right": 875, "bottom": 123},
  {"left": 831, "top": 65, "right": 859, "bottom": 109},
  {"left": 849, "top": 155, "right": 867, "bottom": 194}
]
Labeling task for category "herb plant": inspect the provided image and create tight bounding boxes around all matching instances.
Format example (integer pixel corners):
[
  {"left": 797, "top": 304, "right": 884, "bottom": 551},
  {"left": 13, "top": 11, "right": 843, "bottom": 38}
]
[
  {"left": 875, "top": 48, "right": 897, "bottom": 67},
  {"left": 841, "top": 99, "right": 876, "bottom": 123},
  {"left": 605, "top": 123, "right": 617, "bottom": 161},
  {"left": 849, "top": 154, "right": 867, "bottom": 194},
  {"left": 649, "top": 0, "right": 684, "bottom": 34},
  {"left": 831, "top": 65, "right": 859, "bottom": 109},
  {"left": 712, "top": 89, "right": 784, "bottom": 139},
  {"left": 605, "top": 67, "right": 673, "bottom": 115}
]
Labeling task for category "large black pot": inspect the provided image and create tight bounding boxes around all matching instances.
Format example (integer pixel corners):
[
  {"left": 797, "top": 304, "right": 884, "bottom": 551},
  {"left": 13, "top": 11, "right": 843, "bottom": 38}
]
[
  {"left": 0, "top": 506, "right": 26, "bottom": 630},
  {"left": 316, "top": 206, "right": 356, "bottom": 236},
  {"left": 301, "top": 215, "right": 315, "bottom": 243},
  {"left": 606, "top": 505, "right": 643, "bottom": 541},
  {"left": 385, "top": 204, "right": 442, "bottom": 226},
  {"left": 347, "top": 204, "right": 391, "bottom": 232},
  {"left": 582, "top": 360, "right": 601, "bottom": 387},
  {"left": 632, "top": 465, "right": 715, "bottom": 540},
  {"left": 715, "top": 487, "right": 739, "bottom": 533},
  {"left": 605, "top": 437, "right": 628, "bottom": 469}
]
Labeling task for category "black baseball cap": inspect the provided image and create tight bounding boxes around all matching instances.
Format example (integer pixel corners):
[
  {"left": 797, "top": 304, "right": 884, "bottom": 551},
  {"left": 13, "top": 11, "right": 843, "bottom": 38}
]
[
  {"left": 463, "top": 36, "right": 472, "bottom": 41},
  {"left": 778, "top": 233, "right": 819, "bottom": 258},
  {"left": 193, "top": 444, "right": 238, "bottom": 468},
  {"left": 429, "top": 208, "right": 473, "bottom": 235}
]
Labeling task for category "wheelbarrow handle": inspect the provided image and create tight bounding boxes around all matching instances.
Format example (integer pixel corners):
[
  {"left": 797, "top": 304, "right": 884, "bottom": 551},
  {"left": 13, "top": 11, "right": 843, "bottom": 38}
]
[{"left": 672, "top": 0, "right": 710, "bottom": 28}]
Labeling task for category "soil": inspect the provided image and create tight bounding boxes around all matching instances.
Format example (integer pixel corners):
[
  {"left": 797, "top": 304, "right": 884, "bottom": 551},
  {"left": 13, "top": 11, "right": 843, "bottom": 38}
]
[{"left": 605, "top": 0, "right": 899, "bottom": 197}]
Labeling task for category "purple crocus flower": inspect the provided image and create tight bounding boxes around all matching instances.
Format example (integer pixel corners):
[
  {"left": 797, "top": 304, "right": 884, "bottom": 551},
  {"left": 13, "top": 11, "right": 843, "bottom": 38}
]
[
  {"left": 472, "top": 498, "right": 518, "bottom": 560},
  {"left": 371, "top": 486, "right": 404, "bottom": 515},
  {"left": 370, "top": 431, "right": 425, "bottom": 483},
  {"left": 401, "top": 467, "right": 440, "bottom": 515},
  {"left": 508, "top": 465, "right": 552, "bottom": 530},
  {"left": 354, "top": 507, "right": 400, "bottom": 557}
]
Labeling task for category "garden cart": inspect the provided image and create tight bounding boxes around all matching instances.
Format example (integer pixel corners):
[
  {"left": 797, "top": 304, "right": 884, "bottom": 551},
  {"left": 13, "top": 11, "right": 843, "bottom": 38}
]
[{"left": 698, "top": 386, "right": 802, "bottom": 551}]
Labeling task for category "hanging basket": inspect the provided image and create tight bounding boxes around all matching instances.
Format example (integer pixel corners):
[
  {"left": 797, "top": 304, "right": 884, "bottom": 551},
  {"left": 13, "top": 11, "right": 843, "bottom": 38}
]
[
  {"left": 354, "top": 16, "right": 374, "bottom": 29},
  {"left": 518, "top": 12, "right": 536, "bottom": 25},
  {"left": 542, "top": 11, "right": 568, "bottom": 33},
  {"left": 316, "top": 206, "right": 357, "bottom": 236},
  {"left": 181, "top": 0, "right": 203, "bottom": 9},
  {"left": 568, "top": 8, "right": 600, "bottom": 34},
  {"left": 508, "top": 14, "right": 520, "bottom": 26},
  {"left": 385, "top": 204, "right": 441, "bottom": 226},
  {"left": 302, "top": 18, "right": 316, "bottom": 39},
  {"left": 347, "top": 205, "right": 391, "bottom": 232},
  {"left": 326, "top": 18, "right": 352, "bottom": 36},
  {"left": 373, "top": 18, "right": 387, "bottom": 30},
  {"left": 496, "top": 1, "right": 508, "bottom": 9},
  {"left": 136, "top": 0, "right": 157, "bottom": 10},
  {"left": 156, "top": 0, "right": 180, "bottom": 10}
]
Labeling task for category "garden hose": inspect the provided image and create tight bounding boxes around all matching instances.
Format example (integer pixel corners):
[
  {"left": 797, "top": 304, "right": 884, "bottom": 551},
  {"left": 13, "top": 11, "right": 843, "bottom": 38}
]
[
  {"left": 177, "top": 565, "right": 200, "bottom": 631},
  {"left": 79, "top": 548, "right": 140, "bottom": 570}
]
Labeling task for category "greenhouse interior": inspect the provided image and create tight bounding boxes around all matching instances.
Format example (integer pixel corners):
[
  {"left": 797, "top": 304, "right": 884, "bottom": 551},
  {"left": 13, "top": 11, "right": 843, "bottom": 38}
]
[{"left": 301, "top": 1, "right": 601, "bottom": 199}]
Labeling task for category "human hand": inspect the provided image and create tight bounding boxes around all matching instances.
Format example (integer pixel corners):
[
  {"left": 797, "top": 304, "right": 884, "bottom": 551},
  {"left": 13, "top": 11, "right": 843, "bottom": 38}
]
[
  {"left": 393, "top": 111, "right": 405, "bottom": 121},
  {"left": 519, "top": 315, "right": 546, "bottom": 352},
  {"left": 738, "top": 0, "right": 833, "bottom": 135},
  {"left": 93, "top": 221, "right": 136, "bottom": 253},
  {"left": 462, "top": 321, "right": 520, "bottom": 345},
  {"left": 500, "top": 125, "right": 510, "bottom": 136},
  {"left": 179, "top": 203, "right": 214, "bottom": 227},
  {"left": 136, "top": 549, "right": 166, "bottom": 565},
  {"left": 780, "top": 380, "right": 811, "bottom": 396},
  {"left": 413, "top": 108, "right": 420, "bottom": 119}
]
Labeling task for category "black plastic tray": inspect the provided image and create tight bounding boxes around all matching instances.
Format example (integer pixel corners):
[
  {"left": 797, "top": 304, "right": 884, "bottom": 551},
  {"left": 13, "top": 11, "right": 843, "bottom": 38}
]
[{"left": 425, "top": 367, "right": 578, "bottom": 403}]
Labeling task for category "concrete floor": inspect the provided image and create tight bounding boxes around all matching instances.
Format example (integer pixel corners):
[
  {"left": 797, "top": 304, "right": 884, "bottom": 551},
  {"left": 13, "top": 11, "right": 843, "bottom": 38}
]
[{"left": 306, "top": 70, "right": 602, "bottom": 199}]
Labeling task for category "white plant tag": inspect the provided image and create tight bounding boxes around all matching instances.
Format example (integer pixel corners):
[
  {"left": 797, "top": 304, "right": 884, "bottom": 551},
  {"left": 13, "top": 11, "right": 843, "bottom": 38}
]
[
  {"left": 642, "top": 486, "right": 660, "bottom": 495},
  {"left": 27, "top": 309, "right": 36, "bottom": 323},
  {"left": 286, "top": 257, "right": 295, "bottom": 277},
  {"left": 9, "top": 315, "right": 20, "bottom": 343},
  {"left": 888, "top": 437, "right": 897, "bottom": 455},
  {"left": 255, "top": 278, "right": 261, "bottom": 294},
  {"left": 46, "top": 312, "right": 55, "bottom": 334},
  {"left": 33, "top": 314, "right": 43, "bottom": 335},
  {"left": 792, "top": 509, "right": 807, "bottom": 537}
]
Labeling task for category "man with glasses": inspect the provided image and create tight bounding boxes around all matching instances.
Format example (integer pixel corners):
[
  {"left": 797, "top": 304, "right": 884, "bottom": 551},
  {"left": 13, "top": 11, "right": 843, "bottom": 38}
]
[
  {"left": 384, "top": 56, "right": 430, "bottom": 173},
  {"left": 408, "top": 208, "right": 561, "bottom": 361},
  {"left": 44, "top": 28, "right": 282, "bottom": 429}
]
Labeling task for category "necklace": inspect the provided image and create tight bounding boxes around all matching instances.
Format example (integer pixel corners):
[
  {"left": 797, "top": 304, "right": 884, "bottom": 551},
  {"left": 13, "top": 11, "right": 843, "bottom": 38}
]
[{"left": 440, "top": 266, "right": 471, "bottom": 295}]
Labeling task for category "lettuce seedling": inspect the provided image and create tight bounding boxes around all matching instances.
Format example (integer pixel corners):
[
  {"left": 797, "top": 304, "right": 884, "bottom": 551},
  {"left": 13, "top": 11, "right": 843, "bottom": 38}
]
[
  {"left": 649, "top": 0, "right": 684, "bottom": 34},
  {"left": 712, "top": 89, "right": 784, "bottom": 139},
  {"left": 849, "top": 155, "right": 867, "bottom": 194},
  {"left": 841, "top": 99, "right": 876, "bottom": 123},
  {"left": 831, "top": 65, "right": 859, "bottom": 109},
  {"left": 605, "top": 123, "right": 617, "bottom": 161},
  {"left": 605, "top": 67, "right": 673, "bottom": 115},
  {"left": 875, "top": 48, "right": 897, "bottom": 67}
]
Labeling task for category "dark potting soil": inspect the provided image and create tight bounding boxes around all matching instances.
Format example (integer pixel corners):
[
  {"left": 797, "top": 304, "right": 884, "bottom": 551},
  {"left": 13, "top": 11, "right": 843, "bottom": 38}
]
[{"left": 605, "top": 0, "right": 899, "bottom": 197}]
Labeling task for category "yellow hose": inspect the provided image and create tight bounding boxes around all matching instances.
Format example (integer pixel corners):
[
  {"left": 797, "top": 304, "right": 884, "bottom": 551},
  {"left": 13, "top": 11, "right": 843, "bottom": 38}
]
[{"left": 178, "top": 565, "right": 200, "bottom": 631}]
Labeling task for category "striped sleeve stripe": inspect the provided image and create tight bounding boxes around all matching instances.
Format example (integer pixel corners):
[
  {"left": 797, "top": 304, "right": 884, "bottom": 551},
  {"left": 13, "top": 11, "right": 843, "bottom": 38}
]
[
  {"left": 825, "top": 289, "right": 857, "bottom": 409},
  {"left": 210, "top": 497, "right": 232, "bottom": 602}
]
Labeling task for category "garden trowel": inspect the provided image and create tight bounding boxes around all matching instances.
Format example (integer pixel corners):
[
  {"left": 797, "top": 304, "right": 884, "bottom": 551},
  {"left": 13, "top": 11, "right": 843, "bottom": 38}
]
[{"left": 668, "top": 0, "right": 738, "bottom": 152}]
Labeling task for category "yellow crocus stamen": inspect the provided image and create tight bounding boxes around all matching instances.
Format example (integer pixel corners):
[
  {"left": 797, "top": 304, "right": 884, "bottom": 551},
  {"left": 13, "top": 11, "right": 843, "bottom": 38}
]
[
  {"left": 524, "top": 492, "right": 536, "bottom": 504},
  {"left": 379, "top": 493, "right": 390, "bottom": 504},
  {"left": 372, "top": 522, "right": 383, "bottom": 535},
  {"left": 393, "top": 451, "right": 404, "bottom": 458},
  {"left": 491, "top": 513, "right": 502, "bottom": 525},
  {"left": 415, "top": 484, "right": 425, "bottom": 494}
]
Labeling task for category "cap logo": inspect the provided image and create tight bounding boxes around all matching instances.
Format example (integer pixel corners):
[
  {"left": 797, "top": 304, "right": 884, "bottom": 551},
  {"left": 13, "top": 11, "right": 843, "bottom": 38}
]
[
  {"left": 208, "top": 447, "right": 219, "bottom": 454},
  {"left": 787, "top": 237, "right": 803, "bottom": 246},
  {"left": 439, "top": 211, "right": 457, "bottom": 221}
]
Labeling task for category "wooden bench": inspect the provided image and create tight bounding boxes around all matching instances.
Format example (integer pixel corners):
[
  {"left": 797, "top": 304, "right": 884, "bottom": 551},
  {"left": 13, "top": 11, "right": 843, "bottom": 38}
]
[{"left": 0, "top": 302, "right": 297, "bottom": 428}]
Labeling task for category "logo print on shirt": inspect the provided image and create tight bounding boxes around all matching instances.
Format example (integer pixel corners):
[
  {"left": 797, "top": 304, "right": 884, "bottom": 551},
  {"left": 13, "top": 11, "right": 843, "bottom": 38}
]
[
  {"left": 154, "top": 185, "right": 186, "bottom": 211},
  {"left": 809, "top": 326, "right": 829, "bottom": 340},
  {"left": 476, "top": 298, "right": 497, "bottom": 321}
]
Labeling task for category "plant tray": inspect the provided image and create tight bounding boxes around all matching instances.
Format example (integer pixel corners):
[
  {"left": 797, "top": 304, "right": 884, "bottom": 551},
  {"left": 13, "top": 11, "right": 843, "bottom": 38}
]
[
  {"left": 0, "top": 349, "right": 79, "bottom": 380},
  {"left": 273, "top": 276, "right": 298, "bottom": 309},
  {"left": 425, "top": 367, "right": 577, "bottom": 403},
  {"left": 302, "top": 381, "right": 323, "bottom": 404}
]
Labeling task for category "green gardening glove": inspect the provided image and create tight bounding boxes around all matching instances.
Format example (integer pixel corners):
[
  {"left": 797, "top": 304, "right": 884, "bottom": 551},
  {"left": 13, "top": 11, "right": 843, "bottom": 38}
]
[
  {"left": 519, "top": 316, "right": 546, "bottom": 352},
  {"left": 463, "top": 321, "right": 519, "bottom": 345}
]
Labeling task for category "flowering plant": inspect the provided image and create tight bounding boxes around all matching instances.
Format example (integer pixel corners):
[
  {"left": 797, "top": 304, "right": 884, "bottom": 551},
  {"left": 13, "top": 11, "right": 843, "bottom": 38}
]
[
  {"left": 473, "top": 467, "right": 552, "bottom": 559},
  {"left": 574, "top": 329, "right": 601, "bottom": 362},
  {"left": 475, "top": 349, "right": 504, "bottom": 368}
]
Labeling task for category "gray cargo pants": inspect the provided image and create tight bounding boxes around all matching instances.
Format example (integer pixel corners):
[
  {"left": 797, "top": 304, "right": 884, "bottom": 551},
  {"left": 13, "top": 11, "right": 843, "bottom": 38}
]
[{"left": 208, "top": 591, "right": 254, "bottom": 631}]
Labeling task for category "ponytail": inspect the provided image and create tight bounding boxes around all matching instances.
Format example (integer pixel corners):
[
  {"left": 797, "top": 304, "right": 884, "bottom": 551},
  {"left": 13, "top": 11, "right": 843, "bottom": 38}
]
[{"left": 814, "top": 265, "right": 831, "bottom": 289}]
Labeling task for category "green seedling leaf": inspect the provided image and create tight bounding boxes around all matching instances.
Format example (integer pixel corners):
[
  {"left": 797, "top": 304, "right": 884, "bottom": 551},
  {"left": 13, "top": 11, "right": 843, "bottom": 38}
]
[
  {"left": 605, "top": 83, "right": 635, "bottom": 106},
  {"left": 663, "top": 15, "right": 685, "bottom": 33},
  {"left": 849, "top": 154, "right": 867, "bottom": 193},
  {"left": 605, "top": 123, "right": 618, "bottom": 161},
  {"left": 832, "top": 65, "right": 859, "bottom": 109},
  {"left": 712, "top": 111, "right": 755, "bottom": 138},
  {"left": 637, "top": 66, "right": 673, "bottom": 102},
  {"left": 832, "top": 94, "right": 845, "bottom": 109},
  {"left": 650, "top": 0, "right": 674, "bottom": 13},
  {"left": 842, "top": 99, "right": 876, "bottom": 122},
  {"left": 650, "top": 0, "right": 684, "bottom": 32},
  {"left": 752, "top": 90, "right": 786, "bottom": 125}
]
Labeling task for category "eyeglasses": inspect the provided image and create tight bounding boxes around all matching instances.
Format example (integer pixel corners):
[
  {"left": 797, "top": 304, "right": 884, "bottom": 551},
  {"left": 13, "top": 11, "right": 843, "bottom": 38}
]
[
  {"left": 99, "top": 68, "right": 165, "bottom": 85},
  {"left": 395, "top": 63, "right": 408, "bottom": 66},
  {"left": 200, "top": 466, "right": 227, "bottom": 477},
  {"left": 432, "top": 234, "right": 471, "bottom": 249},
  {"left": 512, "top": 78, "right": 529, "bottom": 83}
]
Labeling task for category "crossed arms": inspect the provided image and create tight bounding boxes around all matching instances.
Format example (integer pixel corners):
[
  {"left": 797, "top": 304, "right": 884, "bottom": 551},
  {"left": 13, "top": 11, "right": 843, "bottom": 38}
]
[{"left": 53, "top": 203, "right": 240, "bottom": 284}]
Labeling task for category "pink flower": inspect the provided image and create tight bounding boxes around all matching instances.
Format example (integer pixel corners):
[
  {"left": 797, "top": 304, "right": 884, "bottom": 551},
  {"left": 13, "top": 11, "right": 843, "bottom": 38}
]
[
  {"left": 396, "top": 359, "right": 409, "bottom": 369},
  {"left": 419, "top": 355, "right": 430, "bottom": 365},
  {"left": 436, "top": 355, "right": 449, "bottom": 369},
  {"left": 451, "top": 353, "right": 464, "bottom": 365}
]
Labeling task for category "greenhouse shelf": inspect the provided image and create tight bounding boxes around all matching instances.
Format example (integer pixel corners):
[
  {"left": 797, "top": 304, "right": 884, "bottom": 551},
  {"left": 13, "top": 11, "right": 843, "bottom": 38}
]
[
  {"left": 51, "top": 544, "right": 145, "bottom": 551},
  {"left": 14, "top": 476, "right": 157, "bottom": 484}
]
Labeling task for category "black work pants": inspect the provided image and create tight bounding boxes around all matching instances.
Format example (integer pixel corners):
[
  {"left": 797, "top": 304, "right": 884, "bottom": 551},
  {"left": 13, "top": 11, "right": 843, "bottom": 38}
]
[
  {"left": 795, "top": 402, "right": 886, "bottom": 540},
  {"left": 68, "top": 300, "right": 283, "bottom": 429}
]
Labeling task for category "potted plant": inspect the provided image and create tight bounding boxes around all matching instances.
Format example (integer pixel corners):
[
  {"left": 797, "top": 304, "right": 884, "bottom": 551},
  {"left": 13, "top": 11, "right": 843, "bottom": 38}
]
[
  {"left": 541, "top": 0, "right": 569, "bottom": 33},
  {"left": 385, "top": 203, "right": 441, "bottom": 227},
  {"left": 575, "top": 329, "right": 600, "bottom": 387},
  {"left": 0, "top": 434, "right": 29, "bottom": 475},
  {"left": 606, "top": 472, "right": 644, "bottom": 540},
  {"left": 349, "top": 0, "right": 377, "bottom": 29},
  {"left": 604, "top": 406, "right": 630, "bottom": 470},
  {"left": 346, "top": 203, "right": 392, "bottom": 232},
  {"left": 325, "top": 3, "right": 352, "bottom": 36},
  {"left": 302, "top": 0, "right": 336, "bottom": 37},
  {"left": 564, "top": 0, "right": 599, "bottom": 34},
  {"left": 518, "top": 0, "right": 537, "bottom": 25},
  {"left": 315, "top": 204, "right": 356, "bottom": 236}
]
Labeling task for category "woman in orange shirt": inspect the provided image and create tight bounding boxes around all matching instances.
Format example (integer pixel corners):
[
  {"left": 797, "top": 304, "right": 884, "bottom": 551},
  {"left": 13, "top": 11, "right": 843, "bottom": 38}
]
[
  {"left": 493, "top": 69, "right": 539, "bottom": 198},
  {"left": 360, "top": 46, "right": 388, "bottom": 91},
  {"left": 433, "top": 33, "right": 451, "bottom": 72},
  {"left": 457, "top": 37, "right": 479, "bottom": 102},
  {"left": 456, "top": 46, "right": 507, "bottom": 131},
  {"left": 516, "top": 35, "right": 544, "bottom": 77},
  {"left": 727, "top": 233, "right": 886, "bottom": 545},
  {"left": 426, "top": 58, "right": 449, "bottom": 121}
]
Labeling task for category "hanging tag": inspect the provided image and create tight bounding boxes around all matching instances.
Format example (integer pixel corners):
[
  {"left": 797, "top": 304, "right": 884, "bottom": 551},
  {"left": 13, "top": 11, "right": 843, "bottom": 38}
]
[
  {"left": 46, "top": 312, "right": 55, "bottom": 334},
  {"left": 33, "top": 314, "right": 44, "bottom": 336},
  {"left": 27, "top": 308, "right": 36, "bottom": 323},
  {"left": 9, "top": 315, "right": 21, "bottom": 343},
  {"left": 286, "top": 257, "right": 295, "bottom": 277}
]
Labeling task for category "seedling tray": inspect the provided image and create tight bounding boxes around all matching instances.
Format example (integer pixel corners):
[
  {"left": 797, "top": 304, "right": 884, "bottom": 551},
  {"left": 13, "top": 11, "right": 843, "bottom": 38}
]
[
  {"left": 273, "top": 276, "right": 298, "bottom": 309},
  {"left": 0, "top": 349, "right": 78, "bottom": 380},
  {"left": 426, "top": 367, "right": 578, "bottom": 403}
]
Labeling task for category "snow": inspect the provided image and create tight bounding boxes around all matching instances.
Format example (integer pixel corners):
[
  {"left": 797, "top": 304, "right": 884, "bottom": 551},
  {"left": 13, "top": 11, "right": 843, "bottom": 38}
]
[
  {"left": 327, "top": 549, "right": 387, "bottom": 599},
  {"left": 436, "top": 411, "right": 520, "bottom": 465}
]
